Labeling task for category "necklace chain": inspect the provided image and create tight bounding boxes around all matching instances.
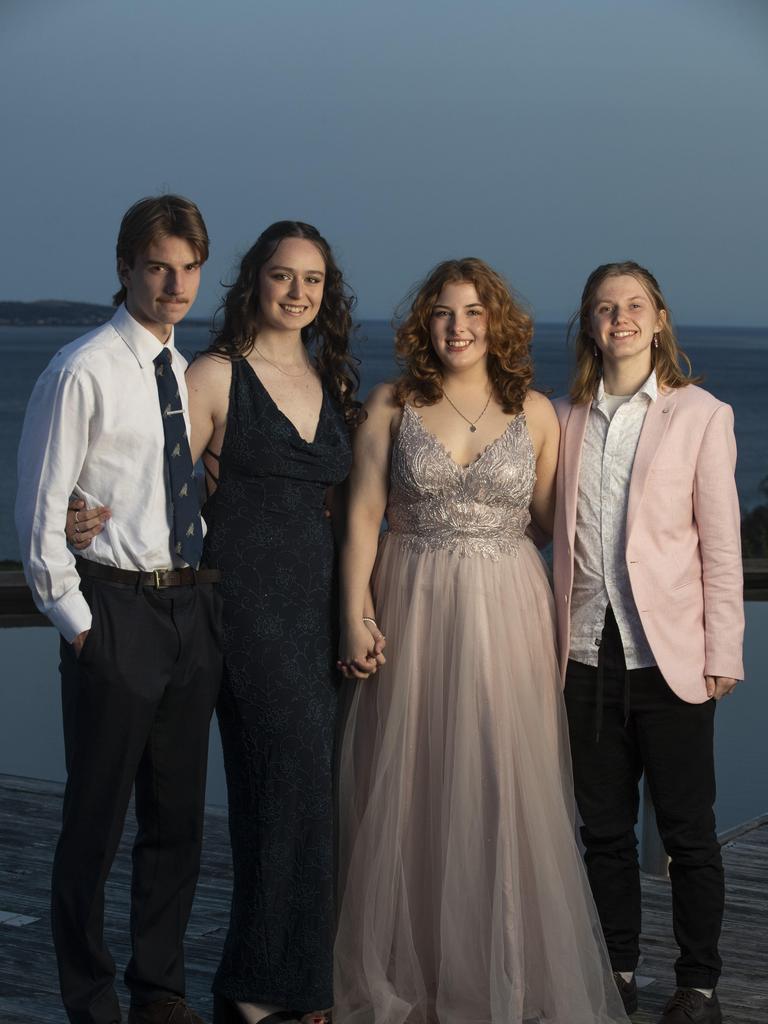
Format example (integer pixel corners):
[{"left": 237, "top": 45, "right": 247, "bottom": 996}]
[
  {"left": 253, "top": 344, "right": 311, "bottom": 378},
  {"left": 442, "top": 389, "right": 492, "bottom": 432}
]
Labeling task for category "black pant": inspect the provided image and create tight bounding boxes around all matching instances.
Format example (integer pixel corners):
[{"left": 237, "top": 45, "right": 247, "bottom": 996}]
[
  {"left": 52, "top": 575, "right": 222, "bottom": 1024},
  {"left": 564, "top": 607, "right": 723, "bottom": 990}
]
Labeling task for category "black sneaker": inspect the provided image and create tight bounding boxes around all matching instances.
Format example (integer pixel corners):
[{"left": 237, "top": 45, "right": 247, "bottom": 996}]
[
  {"left": 612, "top": 971, "right": 638, "bottom": 1015},
  {"left": 658, "top": 989, "right": 722, "bottom": 1024}
]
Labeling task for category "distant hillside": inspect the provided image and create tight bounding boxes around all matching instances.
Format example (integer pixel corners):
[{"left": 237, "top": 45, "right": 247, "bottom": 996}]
[
  {"left": 0, "top": 300, "right": 209, "bottom": 327},
  {"left": 0, "top": 300, "right": 115, "bottom": 326}
]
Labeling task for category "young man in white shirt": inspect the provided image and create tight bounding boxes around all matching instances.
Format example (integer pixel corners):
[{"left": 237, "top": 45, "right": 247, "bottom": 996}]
[{"left": 16, "top": 195, "right": 222, "bottom": 1024}]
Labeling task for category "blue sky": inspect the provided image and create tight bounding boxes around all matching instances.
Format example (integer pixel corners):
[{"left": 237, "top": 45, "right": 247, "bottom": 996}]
[{"left": 1, "top": 0, "right": 766, "bottom": 324}]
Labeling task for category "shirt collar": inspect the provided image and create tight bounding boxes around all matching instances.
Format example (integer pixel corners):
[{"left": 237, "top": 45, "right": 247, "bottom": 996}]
[
  {"left": 111, "top": 304, "right": 177, "bottom": 368},
  {"left": 594, "top": 369, "right": 658, "bottom": 410}
]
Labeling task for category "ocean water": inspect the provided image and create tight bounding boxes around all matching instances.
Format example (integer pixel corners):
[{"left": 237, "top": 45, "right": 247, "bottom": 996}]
[{"left": 1, "top": 320, "right": 765, "bottom": 560}]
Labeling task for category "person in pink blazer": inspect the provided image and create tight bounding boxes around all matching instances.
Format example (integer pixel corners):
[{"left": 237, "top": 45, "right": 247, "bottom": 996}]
[{"left": 552, "top": 261, "right": 744, "bottom": 1024}]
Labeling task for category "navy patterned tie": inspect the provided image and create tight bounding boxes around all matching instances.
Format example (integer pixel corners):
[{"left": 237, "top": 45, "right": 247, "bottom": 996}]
[{"left": 153, "top": 348, "right": 203, "bottom": 568}]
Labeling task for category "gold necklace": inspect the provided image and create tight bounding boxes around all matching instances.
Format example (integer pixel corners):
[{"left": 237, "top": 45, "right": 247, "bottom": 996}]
[
  {"left": 253, "top": 344, "right": 311, "bottom": 378},
  {"left": 442, "top": 389, "right": 492, "bottom": 432}
]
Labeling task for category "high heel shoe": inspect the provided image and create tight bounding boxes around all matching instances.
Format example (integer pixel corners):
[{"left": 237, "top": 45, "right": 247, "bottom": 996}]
[{"left": 212, "top": 997, "right": 301, "bottom": 1024}]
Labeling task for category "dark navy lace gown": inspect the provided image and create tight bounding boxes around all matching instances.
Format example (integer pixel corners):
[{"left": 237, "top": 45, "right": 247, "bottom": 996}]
[{"left": 202, "top": 359, "right": 351, "bottom": 1010}]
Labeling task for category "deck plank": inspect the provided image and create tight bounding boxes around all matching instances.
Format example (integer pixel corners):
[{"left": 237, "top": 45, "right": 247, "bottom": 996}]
[{"left": 1, "top": 774, "right": 766, "bottom": 1023}]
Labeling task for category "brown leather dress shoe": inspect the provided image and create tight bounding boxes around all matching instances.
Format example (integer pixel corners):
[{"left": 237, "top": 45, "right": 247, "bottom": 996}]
[
  {"left": 658, "top": 989, "right": 722, "bottom": 1024},
  {"left": 612, "top": 970, "right": 638, "bottom": 1015},
  {"left": 128, "top": 998, "right": 207, "bottom": 1024}
]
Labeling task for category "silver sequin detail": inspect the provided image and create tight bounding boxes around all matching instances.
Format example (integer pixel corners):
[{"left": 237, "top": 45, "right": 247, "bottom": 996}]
[{"left": 386, "top": 405, "right": 535, "bottom": 560}]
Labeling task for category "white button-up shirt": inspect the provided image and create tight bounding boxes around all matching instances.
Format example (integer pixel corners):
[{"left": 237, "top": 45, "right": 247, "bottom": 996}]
[
  {"left": 569, "top": 371, "right": 657, "bottom": 669},
  {"left": 15, "top": 305, "right": 194, "bottom": 642}
]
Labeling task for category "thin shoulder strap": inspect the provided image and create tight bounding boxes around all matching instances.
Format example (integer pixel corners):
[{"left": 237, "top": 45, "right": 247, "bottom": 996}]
[{"left": 203, "top": 447, "right": 220, "bottom": 487}]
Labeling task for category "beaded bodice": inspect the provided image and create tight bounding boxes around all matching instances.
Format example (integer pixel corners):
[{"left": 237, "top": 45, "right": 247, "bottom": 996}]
[{"left": 386, "top": 404, "right": 535, "bottom": 560}]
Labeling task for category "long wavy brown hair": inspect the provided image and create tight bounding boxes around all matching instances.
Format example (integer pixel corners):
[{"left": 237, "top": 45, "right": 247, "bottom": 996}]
[
  {"left": 568, "top": 260, "right": 701, "bottom": 404},
  {"left": 393, "top": 258, "right": 534, "bottom": 413},
  {"left": 207, "top": 221, "right": 362, "bottom": 425}
]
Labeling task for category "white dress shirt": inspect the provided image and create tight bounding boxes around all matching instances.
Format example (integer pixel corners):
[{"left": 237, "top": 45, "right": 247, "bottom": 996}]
[
  {"left": 569, "top": 371, "right": 657, "bottom": 669},
  {"left": 15, "top": 305, "right": 194, "bottom": 642}
]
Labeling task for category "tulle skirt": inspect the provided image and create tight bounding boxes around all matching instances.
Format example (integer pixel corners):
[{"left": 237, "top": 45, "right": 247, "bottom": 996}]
[{"left": 334, "top": 533, "right": 626, "bottom": 1024}]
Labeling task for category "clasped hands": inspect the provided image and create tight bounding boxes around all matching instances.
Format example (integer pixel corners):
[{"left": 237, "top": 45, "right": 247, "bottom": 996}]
[{"left": 338, "top": 619, "right": 386, "bottom": 680}]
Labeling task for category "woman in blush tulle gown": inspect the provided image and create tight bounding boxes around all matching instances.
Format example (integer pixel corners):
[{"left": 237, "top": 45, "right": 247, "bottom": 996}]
[{"left": 334, "top": 259, "right": 627, "bottom": 1024}]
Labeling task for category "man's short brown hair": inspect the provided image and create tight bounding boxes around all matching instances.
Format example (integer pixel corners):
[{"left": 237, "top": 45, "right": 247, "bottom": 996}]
[{"left": 113, "top": 194, "right": 209, "bottom": 306}]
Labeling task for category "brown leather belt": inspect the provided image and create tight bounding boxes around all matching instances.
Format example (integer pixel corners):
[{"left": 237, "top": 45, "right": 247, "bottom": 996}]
[{"left": 76, "top": 558, "right": 221, "bottom": 589}]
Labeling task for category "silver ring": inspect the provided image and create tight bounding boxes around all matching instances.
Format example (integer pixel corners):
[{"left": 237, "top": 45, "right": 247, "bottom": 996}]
[{"left": 74, "top": 510, "right": 80, "bottom": 523}]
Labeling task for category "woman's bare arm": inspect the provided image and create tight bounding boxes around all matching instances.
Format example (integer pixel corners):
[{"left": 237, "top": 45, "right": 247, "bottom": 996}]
[
  {"left": 524, "top": 390, "right": 560, "bottom": 538},
  {"left": 185, "top": 354, "right": 231, "bottom": 483},
  {"left": 338, "top": 383, "right": 399, "bottom": 678}
]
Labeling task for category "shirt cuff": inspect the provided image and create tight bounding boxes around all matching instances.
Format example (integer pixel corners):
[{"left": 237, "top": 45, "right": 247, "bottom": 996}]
[
  {"left": 704, "top": 651, "right": 744, "bottom": 682},
  {"left": 47, "top": 590, "right": 93, "bottom": 644}
]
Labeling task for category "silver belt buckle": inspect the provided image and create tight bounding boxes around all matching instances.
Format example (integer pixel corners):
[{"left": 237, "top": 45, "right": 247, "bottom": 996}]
[{"left": 152, "top": 569, "right": 168, "bottom": 589}]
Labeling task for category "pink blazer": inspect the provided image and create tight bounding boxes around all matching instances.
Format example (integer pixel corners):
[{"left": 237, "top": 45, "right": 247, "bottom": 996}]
[{"left": 552, "top": 384, "right": 744, "bottom": 703}]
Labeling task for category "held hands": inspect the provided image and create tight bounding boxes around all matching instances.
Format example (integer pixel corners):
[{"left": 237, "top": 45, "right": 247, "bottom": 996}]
[
  {"left": 338, "top": 618, "right": 387, "bottom": 680},
  {"left": 705, "top": 676, "right": 739, "bottom": 700},
  {"left": 66, "top": 498, "right": 111, "bottom": 549}
]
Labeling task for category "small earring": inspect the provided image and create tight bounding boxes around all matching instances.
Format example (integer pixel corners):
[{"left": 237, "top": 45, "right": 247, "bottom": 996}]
[
  {"left": 653, "top": 334, "right": 659, "bottom": 349},
  {"left": 593, "top": 345, "right": 599, "bottom": 358}
]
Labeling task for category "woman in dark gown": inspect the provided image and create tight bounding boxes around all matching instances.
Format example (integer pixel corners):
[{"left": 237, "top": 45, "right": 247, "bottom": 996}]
[{"left": 185, "top": 223, "right": 364, "bottom": 1024}]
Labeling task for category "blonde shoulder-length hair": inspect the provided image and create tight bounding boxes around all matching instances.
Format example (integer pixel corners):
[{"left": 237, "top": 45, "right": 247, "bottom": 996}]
[{"left": 567, "top": 260, "right": 701, "bottom": 405}]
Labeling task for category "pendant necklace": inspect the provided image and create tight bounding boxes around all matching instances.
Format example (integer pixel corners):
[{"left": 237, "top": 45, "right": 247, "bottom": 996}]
[
  {"left": 253, "top": 344, "right": 311, "bottom": 378},
  {"left": 442, "top": 389, "right": 492, "bottom": 432}
]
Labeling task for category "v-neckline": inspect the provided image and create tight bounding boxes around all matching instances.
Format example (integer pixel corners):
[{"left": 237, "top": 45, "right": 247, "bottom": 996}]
[
  {"left": 243, "top": 359, "right": 326, "bottom": 446},
  {"left": 404, "top": 404, "right": 520, "bottom": 472}
]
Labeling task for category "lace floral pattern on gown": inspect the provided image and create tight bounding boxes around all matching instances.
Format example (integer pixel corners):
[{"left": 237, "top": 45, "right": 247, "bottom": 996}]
[
  {"left": 387, "top": 405, "right": 533, "bottom": 558},
  {"left": 334, "top": 405, "right": 626, "bottom": 1024}
]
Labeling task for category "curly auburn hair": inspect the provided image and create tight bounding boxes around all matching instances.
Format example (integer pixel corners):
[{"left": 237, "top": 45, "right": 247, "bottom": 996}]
[
  {"left": 392, "top": 258, "right": 534, "bottom": 413},
  {"left": 568, "top": 260, "right": 701, "bottom": 404},
  {"left": 207, "top": 221, "right": 362, "bottom": 425}
]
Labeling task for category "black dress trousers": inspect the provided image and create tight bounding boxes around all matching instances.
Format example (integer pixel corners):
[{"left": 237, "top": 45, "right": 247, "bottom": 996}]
[
  {"left": 52, "top": 574, "right": 222, "bottom": 1024},
  {"left": 564, "top": 606, "right": 724, "bottom": 990}
]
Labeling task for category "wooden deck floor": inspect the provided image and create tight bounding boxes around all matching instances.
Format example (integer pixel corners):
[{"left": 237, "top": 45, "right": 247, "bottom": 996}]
[{"left": 0, "top": 774, "right": 766, "bottom": 1023}]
